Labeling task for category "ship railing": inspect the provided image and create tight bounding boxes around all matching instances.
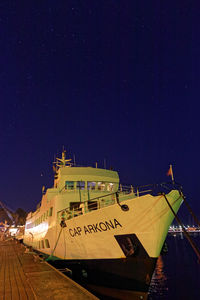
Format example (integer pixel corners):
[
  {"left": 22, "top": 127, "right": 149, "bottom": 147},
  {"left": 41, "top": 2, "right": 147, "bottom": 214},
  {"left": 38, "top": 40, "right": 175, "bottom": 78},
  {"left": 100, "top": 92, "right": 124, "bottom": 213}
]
[
  {"left": 57, "top": 181, "right": 182, "bottom": 221},
  {"left": 58, "top": 190, "right": 133, "bottom": 219},
  {"left": 119, "top": 181, "right": 182, "bottom": 197},
  {"left": 58, "top": 192, "right": 118, "bottom": 220},
  {"left": 118, "top": 183, "right": 158, "bottom": 197}
]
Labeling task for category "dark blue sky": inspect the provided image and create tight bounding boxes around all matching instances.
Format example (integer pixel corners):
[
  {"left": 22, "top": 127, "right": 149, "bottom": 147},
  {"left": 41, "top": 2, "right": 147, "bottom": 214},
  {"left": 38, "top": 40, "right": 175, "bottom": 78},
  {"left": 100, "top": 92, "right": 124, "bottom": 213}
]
[{"left": 0, "top": 1, "right": 199, "bottom": 221}]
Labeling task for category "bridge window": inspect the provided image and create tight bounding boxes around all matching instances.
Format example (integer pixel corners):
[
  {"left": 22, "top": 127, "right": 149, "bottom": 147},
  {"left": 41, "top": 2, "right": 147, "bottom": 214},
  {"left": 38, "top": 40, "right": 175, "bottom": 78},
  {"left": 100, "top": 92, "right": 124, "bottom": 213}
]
[
  {"left": 107, "top": 183, "right": 114, "bottom": 191},
  {"left": 65, "top": 181, "right": 74, "bottom": 190},
  {"left": 98, "top": 182, "right": 105, "bottom": 191},
  {"left": 77, "top": 181, "right": 85, "bottom": 190},
  {"left": 87, "top": 181, "right": 96, "bottom": 190}
]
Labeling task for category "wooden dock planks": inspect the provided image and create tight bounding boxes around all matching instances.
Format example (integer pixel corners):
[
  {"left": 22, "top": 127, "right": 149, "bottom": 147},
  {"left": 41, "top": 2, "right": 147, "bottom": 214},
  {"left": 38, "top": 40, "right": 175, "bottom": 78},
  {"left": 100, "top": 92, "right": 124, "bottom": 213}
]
[{"left": 0, "top": 239, "right": 98, "bottom": 300}]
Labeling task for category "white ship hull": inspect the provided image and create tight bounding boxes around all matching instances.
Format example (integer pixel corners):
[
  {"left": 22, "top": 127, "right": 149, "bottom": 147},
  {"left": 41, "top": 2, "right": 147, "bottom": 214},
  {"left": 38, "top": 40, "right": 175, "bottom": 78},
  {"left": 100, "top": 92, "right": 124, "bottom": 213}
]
[
  {"left": 23, "top": 152, "right": 183, "bottom": 295},
  {"left": 24, "top": 189, "right": 182, "bottom": 293}
]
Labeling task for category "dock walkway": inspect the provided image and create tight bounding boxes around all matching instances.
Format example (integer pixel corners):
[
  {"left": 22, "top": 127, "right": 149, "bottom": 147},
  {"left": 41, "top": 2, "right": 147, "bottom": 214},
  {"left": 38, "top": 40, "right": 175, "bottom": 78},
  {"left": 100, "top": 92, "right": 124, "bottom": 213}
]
[{"left": 0, "top": 239, "right": 98, "bottom": 300}]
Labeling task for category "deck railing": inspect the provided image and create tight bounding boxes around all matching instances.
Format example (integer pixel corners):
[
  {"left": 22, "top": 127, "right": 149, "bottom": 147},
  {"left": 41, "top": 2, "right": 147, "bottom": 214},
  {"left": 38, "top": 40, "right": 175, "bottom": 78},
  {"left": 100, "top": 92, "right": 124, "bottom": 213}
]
[{"left": 57, "top": 181, "right": 182, "bottom": 222}]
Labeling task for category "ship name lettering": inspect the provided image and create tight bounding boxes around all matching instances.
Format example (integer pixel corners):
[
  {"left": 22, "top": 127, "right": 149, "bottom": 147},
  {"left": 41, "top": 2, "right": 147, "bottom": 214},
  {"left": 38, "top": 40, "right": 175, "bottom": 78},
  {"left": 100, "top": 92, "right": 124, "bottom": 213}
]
[
  {"left": 69, "top": 227, "right": 82, "bottom": 237},
  {"left": 84, "top": 225, "right": 91, "bottom": 234},
  {"left": 113, "top": 218, "right": 122, "bottom": 228},
  {"left": 99, "top": 222, "right": 107, "bottom": 231},
  {"left": 69, "top": 219, "right": 122, "bottom": 237},
  {"left": 84, "top": 219, "right": 122, "bottom": 235},
  {"left": 93, "top": 223, "right": 102, "bottom": 232}
]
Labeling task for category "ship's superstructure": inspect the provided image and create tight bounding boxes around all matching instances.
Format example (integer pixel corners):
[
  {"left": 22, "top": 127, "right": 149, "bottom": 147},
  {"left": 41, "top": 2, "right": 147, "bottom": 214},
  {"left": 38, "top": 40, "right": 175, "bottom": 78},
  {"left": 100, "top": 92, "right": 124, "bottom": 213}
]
[{"left": 24, "top": 151, "right": 183, "bottom": 298}]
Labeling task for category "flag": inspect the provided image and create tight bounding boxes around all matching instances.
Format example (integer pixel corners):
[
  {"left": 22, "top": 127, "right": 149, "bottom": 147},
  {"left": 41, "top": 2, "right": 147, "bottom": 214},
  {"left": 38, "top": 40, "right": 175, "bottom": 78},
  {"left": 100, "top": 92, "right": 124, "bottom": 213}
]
[
  {"left": 167, "top": 166, "right": 172, "bottom": 176},
  {"left": 167, "top": 165, "right": 174, "bottom": 181}
]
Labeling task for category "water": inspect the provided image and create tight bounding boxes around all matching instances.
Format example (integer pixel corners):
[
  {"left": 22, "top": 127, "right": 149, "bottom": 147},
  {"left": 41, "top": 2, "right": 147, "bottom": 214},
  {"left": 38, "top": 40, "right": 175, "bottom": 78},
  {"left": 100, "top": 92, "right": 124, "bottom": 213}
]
[{"left": 149, "top": 232, "right": 200, "bottom": 300}]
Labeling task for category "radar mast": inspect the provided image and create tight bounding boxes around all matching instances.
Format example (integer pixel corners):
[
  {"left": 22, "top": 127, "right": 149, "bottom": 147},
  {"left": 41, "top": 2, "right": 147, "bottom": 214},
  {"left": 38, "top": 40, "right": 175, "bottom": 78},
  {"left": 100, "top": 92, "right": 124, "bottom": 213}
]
[{"left": 53, "top": 149, "right": 72, "bottom": 170}]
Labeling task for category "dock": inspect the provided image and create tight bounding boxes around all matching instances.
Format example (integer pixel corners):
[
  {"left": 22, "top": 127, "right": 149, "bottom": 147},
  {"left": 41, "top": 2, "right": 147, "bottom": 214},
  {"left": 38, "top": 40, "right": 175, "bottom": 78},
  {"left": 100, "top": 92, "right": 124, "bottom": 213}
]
[{"left": 0, "top": 238, "right": 98, "bottom": 300}]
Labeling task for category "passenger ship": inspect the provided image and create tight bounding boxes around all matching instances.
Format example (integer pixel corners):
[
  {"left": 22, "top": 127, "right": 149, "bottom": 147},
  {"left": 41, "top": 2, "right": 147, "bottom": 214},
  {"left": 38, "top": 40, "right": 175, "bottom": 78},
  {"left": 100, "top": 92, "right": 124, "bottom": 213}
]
[{"left": 24, "top": 151, "right": 183, "bottom": 299}]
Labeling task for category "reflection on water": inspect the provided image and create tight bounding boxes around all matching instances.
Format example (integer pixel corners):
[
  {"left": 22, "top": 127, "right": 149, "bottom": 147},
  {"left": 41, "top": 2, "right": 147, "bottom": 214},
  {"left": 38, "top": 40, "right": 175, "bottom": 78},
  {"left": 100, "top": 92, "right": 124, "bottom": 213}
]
[
  {"left": 148, "top": 256, "right": 168, "bottom": 300},
  {"left": 148, "top": 233, "right": 200, "bottom": 300}
]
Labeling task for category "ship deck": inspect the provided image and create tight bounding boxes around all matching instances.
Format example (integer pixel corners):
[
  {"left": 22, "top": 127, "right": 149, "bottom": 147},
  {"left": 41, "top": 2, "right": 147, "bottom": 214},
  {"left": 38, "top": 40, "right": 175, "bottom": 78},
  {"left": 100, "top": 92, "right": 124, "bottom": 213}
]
[{"left": 0, "top": 237, "right": 98, "bottom": 300}]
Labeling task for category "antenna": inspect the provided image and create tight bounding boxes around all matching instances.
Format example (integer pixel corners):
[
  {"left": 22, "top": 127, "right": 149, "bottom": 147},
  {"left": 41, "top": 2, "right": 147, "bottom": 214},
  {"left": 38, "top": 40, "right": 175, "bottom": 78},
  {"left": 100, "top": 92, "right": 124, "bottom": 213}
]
[
  {"left": 55, "top": 149, "right": 72, "bottom": 168},
  {"left": 73, "top": 154, "right": 76, "bottom": 166},
  {"left": 104, "top": 158, "right": 106, "bottom": 169}
]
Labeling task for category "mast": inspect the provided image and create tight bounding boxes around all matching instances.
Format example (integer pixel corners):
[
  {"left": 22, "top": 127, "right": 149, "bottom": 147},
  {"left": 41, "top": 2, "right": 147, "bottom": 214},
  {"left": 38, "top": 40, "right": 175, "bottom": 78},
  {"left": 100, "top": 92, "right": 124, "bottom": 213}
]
[
  {"left": 55, "top": 149, "right": 72, "bottom": 169},
  {"left": 53, "top": 149, "right": 72, "bottom": 188}
]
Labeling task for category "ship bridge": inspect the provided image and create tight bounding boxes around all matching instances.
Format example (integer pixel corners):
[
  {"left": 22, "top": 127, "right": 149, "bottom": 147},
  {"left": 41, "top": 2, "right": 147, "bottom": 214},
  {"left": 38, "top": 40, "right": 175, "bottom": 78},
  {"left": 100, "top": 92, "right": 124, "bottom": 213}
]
[
  {"left": 43, "top": 151, "right": 120, "bottom": 214},
  {"left": 52, "top": 150, "right": 119, "bottom": 193},
  {"left": 56, "top": 166, "right": 119, "bottom": 193}
]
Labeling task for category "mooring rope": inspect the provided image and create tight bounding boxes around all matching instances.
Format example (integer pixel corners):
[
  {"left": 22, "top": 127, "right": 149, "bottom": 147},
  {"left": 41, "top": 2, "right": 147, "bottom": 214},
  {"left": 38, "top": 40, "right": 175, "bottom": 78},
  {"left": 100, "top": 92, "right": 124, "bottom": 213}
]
[
  {"left": 179, "top": 190, "right": 200, "bottom": 227},
  {"left": 46, "top": 227, "right": 63, "bottom": 261},
  {"left": 163, "top": 192, "right": 200, "bottom": 263},
  {"left": 46, "top": 217, "right": 67, "bottom": 261}
]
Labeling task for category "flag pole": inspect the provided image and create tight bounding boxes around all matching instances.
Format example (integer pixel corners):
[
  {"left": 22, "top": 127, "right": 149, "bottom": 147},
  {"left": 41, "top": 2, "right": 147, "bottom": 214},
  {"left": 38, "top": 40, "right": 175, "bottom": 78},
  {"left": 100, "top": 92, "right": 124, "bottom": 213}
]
[{"left": 170, "top": 164, "right": 174, "bottom": 183}]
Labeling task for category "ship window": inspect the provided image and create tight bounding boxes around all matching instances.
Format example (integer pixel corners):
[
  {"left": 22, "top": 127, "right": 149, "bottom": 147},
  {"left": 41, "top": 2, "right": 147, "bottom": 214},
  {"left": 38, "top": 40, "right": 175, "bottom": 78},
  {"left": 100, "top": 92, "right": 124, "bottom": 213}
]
[
  {"left": 107, "top": 183, "right": 114, "bottom": 192},
  {"left": 38, "top": 241, "right": 41, "bottom": 249},
  {"left": 41, "top": 240, "right": 44, "bottom": 248},
  {"left": 77, "top": 181, "right": 85, "bottom": 190},
  {"left": 65, "top": 181, "right": 74, "bottom": 190},
  {"left": 49, "top": 207, "right": 53, "bottom": 216},
  {"left": 45, "top": 239, "right": 50, "bottom": 248},
  {"left": 98, "top": 182, "right": 105, "bottom": 191},
  {"left": 87, "top": 181, "right": 96, "bottom": 190}
]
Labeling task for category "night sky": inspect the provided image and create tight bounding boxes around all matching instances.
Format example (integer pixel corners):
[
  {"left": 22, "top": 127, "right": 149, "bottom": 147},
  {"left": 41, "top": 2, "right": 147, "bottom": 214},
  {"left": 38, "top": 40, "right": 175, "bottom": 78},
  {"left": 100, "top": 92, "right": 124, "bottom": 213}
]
[{"left": 0, "top": 1, "right": 199, "bottom": 222}]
